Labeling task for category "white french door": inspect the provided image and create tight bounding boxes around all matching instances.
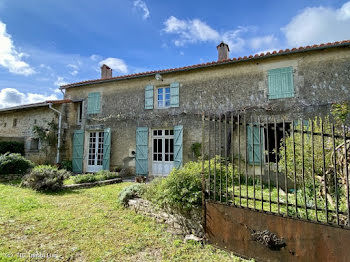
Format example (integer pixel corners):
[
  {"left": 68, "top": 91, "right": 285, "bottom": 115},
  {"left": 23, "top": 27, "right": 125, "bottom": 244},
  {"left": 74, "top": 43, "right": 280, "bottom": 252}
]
[
  {"left": 87, "top": 131, "right": 104, "bottom": 173},
  {"left": 152, "top": 129, "right": 174, "bottom": 176}
]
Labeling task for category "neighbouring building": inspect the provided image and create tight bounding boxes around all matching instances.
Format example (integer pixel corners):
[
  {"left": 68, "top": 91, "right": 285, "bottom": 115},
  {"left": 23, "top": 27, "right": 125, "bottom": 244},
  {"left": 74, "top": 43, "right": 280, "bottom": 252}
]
[
  {"left": 1, "top": 40, "right": 349, "bottom": 176},
  {"left": 0, "top": 100, "right": 71, "bottom": 164}
]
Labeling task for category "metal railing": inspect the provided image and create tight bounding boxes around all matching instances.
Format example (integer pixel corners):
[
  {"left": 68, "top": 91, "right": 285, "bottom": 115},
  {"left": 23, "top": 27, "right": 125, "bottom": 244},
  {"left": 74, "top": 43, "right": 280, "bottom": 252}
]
[{"left": 202, "top": 112, "right": 350, "bottom": 228}]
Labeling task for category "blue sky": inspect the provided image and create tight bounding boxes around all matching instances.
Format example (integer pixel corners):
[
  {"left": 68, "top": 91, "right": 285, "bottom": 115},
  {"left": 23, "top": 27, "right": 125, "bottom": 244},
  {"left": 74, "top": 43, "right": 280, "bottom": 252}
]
[{"left": 0, "top": 0, "right": 350, "bottom": 108}]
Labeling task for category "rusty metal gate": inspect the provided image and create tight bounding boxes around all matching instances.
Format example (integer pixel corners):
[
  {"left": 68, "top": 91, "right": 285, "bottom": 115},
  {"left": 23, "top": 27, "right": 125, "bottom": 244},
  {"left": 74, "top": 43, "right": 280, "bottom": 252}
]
[{"left": 200, "top": 111, "right": 350, "bottom": 262}]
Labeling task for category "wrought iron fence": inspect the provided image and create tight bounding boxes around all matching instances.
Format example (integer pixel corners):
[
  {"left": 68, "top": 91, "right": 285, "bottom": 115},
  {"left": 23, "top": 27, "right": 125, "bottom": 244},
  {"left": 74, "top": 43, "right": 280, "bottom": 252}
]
[{"left": 202, "top": 112, "right": 350, "bottom": 228}]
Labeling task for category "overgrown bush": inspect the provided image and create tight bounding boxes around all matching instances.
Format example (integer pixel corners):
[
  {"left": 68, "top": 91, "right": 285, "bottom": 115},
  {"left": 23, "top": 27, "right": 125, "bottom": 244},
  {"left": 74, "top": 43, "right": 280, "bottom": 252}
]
[
  {"left": 117, "top": 184, "right": 143, "bottom": 207},
  {"left": 21, "top": 165, "right": 70, "bottom": 192},
  {"left": 72, "top": 170, "right": 119, "bottom": 184},
  {"left": 143, "top": 157, "right": 239, "bottom": 211},
  {"left": 0, "top": 153, "right": 34, "bottom": 175},
  {"left": 59, "top": 160, "right": 72, "bottom": 171},
  {"left": 0, "top": 141, "right": 24, "bottom": 155}
]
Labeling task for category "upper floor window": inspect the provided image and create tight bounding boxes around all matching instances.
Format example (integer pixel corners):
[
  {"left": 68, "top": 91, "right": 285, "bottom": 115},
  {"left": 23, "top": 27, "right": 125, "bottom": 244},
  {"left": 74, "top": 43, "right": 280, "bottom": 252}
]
[
  {"left": 87, "top": 92, "right": 101, "bottom": 114},
  {"left": 77, "top": 102, "right": 83, "bottom": 124},
  {"left": 144, "top": 82, "right": 180, "bottom": 110},
  {"left": 268, "top": 67, "right": 294, "bottom": 99},
  {"left": 157, "top": 87, "right": 171, "bottom": 108}
]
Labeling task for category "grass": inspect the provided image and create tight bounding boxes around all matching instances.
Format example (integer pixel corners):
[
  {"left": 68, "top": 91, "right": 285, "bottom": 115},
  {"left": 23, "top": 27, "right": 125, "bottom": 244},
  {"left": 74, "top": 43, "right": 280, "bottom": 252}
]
[{"left": 0, "top": 181, "right": 250, "bottom": 262}]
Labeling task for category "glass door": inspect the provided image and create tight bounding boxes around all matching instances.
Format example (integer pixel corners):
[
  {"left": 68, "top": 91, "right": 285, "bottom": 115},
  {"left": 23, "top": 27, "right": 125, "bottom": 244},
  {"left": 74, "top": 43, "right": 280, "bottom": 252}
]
[{"left": 86, "top": 131, "right": 104, "bottom": 173}]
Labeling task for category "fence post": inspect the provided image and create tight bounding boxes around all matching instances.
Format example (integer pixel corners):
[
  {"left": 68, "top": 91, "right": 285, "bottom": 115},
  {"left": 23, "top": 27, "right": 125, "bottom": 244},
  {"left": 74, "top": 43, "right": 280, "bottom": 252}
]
[{"left": 201, "top": 112, "right": 206, "bottom": 234}]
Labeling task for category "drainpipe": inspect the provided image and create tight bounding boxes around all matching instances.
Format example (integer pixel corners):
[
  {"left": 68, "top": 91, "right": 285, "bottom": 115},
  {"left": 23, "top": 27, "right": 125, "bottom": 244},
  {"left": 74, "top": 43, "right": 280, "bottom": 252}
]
[{"left": 48, "top": 103, "right": 62, "bottom": 164}]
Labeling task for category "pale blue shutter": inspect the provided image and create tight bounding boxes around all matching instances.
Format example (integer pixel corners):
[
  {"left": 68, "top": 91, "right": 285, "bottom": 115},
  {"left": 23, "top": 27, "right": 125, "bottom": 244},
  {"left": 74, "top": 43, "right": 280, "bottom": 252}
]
[
  {"left": 170, "top": 82, "right": 180, "bottom": 107},
  {"left": 72, "top": 130, "right": 84, "bottom": 173},
  {"left": 87, "top": 92, "right": 101, "bottom": 114},
  {"left": 145, "top": 85, "right": 154, "bottom": 109},
  {"left": 247, "top": 125, "right": 263, "bottom": 163},
  {"left": 103, "top": 128, "right": 111, "bottom": 170},
  {"left": 174, "top": 125, "right": 183, "bottom": 168},
  {"left": 136, "top": 127, "right": 148, "bottom": 175},
  {"left": 268, "top": 67, "right": 294, "bottom": 99}
]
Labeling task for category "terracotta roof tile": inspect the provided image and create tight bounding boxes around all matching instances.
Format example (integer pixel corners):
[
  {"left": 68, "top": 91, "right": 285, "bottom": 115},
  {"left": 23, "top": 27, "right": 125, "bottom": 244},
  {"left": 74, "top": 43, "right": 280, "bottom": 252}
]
[{"left": 61, "top": 40, "right": 350, "bottom": 89}]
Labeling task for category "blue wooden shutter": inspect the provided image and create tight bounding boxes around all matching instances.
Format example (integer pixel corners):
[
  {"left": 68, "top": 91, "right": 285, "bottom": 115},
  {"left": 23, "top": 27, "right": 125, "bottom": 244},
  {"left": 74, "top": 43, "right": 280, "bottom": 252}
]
[
  {"left": 87, "top": 92, "right": 101, "bottom": 114},
  {"left": 268, "top": 67, "right": 294, "bottom": 99},
  {"left": 103, "top": 128, "right": 111, "bottom": 170},
  {"left": 247, "top": 124, "right": 263, "bottom": 164},
  {"left": 145, "top": 85, "right": 154, "bottom": 109},
  {"left": 136, "top": 127, "right": 148, "bottom": 175},
  {"left": 72, "top": 130, "right": 84, "bottom": 173},
  {"left": 174, "top": 125, "right": 183, "bottom": 168},
  {"left": 170, "top": 82, "right": 180, "bottom": 107}
]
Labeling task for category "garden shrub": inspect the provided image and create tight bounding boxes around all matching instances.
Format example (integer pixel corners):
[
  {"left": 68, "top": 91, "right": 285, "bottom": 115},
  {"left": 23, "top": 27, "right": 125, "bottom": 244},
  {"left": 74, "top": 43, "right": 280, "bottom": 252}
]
[
  {"left": 0, "top": 141, "right": 24, "bottom": 155},
  {"left": 143, "top": 157, "right": 239, "bottom": 211},
  {"left": 72, "top": 170, "right": 119, "bottom": 184},
  {"left": 0, "top": 153, "right": 34, "bottom": 175},
  {"left": 21, "top": 165, "right": 70, "bottom": 192},
  {"left": 117, "top": 184, "right": 143, "bottom": 207},
  {"left": 59, "top": 160, "right": 72, "bottom": 171}
]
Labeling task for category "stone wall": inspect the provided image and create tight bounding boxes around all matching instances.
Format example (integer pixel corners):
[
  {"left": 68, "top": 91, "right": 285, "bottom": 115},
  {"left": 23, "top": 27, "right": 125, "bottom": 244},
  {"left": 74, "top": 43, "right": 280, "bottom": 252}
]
[
  {"left": 128, "top": 198, "right": 204, "bottom": 237},
  {"left": 63, "top": 46, "right": 350, "bottom": 173}
]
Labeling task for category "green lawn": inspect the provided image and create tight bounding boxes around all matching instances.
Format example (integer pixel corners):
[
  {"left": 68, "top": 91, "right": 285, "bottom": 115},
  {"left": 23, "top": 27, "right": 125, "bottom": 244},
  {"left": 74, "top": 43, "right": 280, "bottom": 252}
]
[{"left": 0, "top": 182, "right": 248, "bottom": 262}]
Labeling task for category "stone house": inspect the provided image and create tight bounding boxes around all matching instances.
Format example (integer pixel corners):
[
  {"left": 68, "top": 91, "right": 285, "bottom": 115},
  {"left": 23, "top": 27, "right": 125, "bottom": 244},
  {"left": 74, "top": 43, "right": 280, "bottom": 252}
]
[
  {"left": 0, "top": 40, "right": 349, "bottom": 176},
  {"left": 0, "top": 100, "right": 71, "bottom": 164},
  {"left": 59, "top": 40, "right": 350, "bottom": 176}
]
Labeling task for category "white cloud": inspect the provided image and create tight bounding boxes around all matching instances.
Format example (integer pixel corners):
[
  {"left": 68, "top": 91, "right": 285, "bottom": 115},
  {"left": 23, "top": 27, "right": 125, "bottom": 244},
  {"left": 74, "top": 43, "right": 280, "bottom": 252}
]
[
  {"left": 90, "top": 54, "right": 101, "bottom": 61},
  {"left": 164, "top": 16, "right": 219, "bottom": 46},
  {"left": 0, "top": 88, "right": 58, "bottom": 109},
  {"left": 163, "top": 16, "right": 278, "bottom": 54},
  {"left": 282, "top": 2, "right": 350, "bottom": 46},
  {"left": 0, "top": 21, "right": 35, "bottom": 75},
  {"left": 54, "top": 76, "right": 68, "bottom": 87},
  {"left": 67, "top": 64, "right": 79, "bottom": 76},
  {"left": 99, "top": 58, "right": 128, "bottom": 74},
  {"left": 249, "top": 35, "right": 279, "bottom": 50},
  {"left": 133, "top": 0, "right": 150, "bottom": 20}
]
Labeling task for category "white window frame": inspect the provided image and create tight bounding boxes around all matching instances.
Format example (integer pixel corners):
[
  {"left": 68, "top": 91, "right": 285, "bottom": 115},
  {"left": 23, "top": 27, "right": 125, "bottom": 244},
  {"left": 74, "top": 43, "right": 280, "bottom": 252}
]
[
  {"left": 157, "top": 87, "right": 171, "bottom": 109},
  {"left": 152, "top": 129, "right": 174, "bottom": 163}
]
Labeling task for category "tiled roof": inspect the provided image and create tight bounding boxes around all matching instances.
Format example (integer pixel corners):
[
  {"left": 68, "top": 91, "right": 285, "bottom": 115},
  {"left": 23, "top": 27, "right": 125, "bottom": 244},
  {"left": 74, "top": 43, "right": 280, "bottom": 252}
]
[
  {"left": 0, "top": 99, "right": 72, "bottom": 113},
  {"left": 61, "top": 40, "right": 350, "bottom": 89}
]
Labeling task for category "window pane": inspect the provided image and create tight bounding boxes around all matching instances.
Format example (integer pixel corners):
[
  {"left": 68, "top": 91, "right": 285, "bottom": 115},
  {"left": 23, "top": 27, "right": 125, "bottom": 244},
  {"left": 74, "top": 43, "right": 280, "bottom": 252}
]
[
  {"left": 165, "top": 100, "right": 170, "bottom": 107},
  {"left": 153, "top": 154, "right": 157, "bottom": 161},
  {"left": 165, "top": 87, "right": 170, "bottom": 94},
  {"left": 165, "top": 139, "right": 169, "bottom": 152},
  {"left": 165, "top": 93, "right": 170, "bottom": 100},
  {"left": 158, "top": 139, "right": 162, "bottom": 153},
  {"left": 153, "top": 139, "right": 157, "bottom": 152},
  {"left": 158, "top": 130, "right": 162, "bottom": 136},
  {"left": 170, "top": 130, "right": 174, "bottom": 135},
  {"left": 158, "top": 154, "right": 162, "bottom": 161},
  {"left": 165, "top": 154, "right": 169, "bottom": 161},
  {"left": 165, "top": 130, "right": 169, "bottom": 136},
  {"left": 158, "top": 100, "right": 164, "bottom": 108},
  {"left": 158, "top": 88, "right": 163, "bottom": 94},
  {"left": 170, "top": 139, "right": 174, "bottom": 153},
  {"left": 153, "top": 130, "right": 157, "bottom": 136},
  {"left": 170, "top": 154, "right": 174, "bottom": 161}
]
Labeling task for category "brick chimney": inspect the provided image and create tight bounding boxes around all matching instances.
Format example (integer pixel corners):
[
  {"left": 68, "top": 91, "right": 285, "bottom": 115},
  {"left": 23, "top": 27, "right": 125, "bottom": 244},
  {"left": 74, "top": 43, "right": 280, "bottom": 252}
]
[
  {"left": 101, "top": 64, "right": 112, "bottom": 79},
  {"left": 217, "top": 42, "right": 230, "bottom": 61}
]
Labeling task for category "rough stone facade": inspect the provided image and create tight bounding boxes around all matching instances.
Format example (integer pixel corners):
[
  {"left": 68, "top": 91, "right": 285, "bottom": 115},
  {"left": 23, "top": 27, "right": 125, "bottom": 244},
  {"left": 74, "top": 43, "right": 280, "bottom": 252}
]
[
  {"left": 0, "top": 103, "right": 67, "bottom": 164},
  {"left": 62, "top": 45, "right": 350, "bottom": 175}
]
